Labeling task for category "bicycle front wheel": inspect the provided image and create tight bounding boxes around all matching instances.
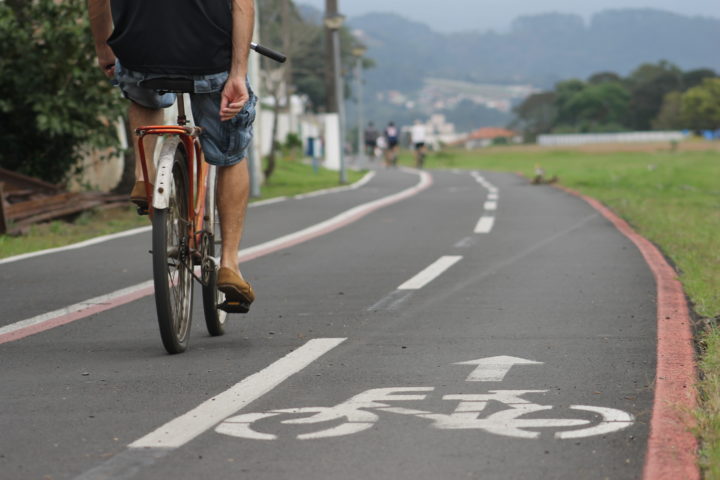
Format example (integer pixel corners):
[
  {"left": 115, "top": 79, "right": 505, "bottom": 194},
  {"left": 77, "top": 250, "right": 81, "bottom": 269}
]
[{"left": 152, "top": 143, "right": 194, "bottom": 354}]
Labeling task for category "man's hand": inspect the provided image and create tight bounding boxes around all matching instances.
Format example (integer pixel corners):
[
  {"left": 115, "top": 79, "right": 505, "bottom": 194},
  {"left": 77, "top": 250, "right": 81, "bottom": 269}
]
[
  {"left": 220, "top": 74, "right": 249, "bottom": 122},
  {"left": 96, "top": 45, "right": 116, "bottom": 78}
]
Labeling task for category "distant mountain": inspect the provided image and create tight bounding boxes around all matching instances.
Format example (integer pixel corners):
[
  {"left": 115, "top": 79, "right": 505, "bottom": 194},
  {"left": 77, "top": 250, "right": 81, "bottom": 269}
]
[
  {"left": 350, "top": 8, "right": 720, "bottom": 91},
  {"left": 296, "top": 4, "right": 322, "bottom": 26}
]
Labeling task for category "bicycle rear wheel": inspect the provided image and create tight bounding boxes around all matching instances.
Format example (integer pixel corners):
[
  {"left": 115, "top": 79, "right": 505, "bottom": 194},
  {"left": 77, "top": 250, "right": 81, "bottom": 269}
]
[{"left": 152, "top": 141, "right": 194, "bottom": 354}]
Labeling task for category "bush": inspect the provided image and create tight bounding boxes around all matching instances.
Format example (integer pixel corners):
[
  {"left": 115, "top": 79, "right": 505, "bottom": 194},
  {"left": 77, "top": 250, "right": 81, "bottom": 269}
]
[{"left": 0, "top": 0, "right": 124, "bottom": 184}]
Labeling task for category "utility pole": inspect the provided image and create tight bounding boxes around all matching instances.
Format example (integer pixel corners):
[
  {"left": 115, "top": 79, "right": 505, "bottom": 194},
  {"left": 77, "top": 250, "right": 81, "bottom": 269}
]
[
  {"left": 324, "top": 0, "right": 338, "bottom": 113},
  {"left": 353, "top": 45, "right": 366, "bottom": 164},
  {"left": 324, "top": 0, "right": 347, "bottom": 183}
]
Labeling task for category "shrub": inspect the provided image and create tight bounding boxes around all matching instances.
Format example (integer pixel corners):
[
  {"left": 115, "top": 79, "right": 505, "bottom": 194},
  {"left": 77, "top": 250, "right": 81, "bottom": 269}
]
[{"left": 0, "top": 0, "right": 124, "bottom": 184}]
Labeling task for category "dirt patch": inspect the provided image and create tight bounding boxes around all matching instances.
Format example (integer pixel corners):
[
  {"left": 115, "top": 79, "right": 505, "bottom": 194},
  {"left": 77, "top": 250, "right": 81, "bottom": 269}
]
[{"left": 478, "top": 140, "right": 720, "bottom": 155}]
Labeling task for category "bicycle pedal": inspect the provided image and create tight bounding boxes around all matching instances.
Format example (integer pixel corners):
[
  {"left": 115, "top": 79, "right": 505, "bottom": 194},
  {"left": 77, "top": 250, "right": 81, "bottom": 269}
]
[
  {"left": 136, "top": 206, "right": 149, "bottom": 216},
  {"left": 218, "top": 300, "right": 250, "bottom": 314}
]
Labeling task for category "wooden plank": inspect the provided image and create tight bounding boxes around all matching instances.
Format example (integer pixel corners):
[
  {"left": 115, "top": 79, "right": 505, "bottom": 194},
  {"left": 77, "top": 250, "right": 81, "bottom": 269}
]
[
  {"left": 5, "top": 192, "right": 79, "bottom": 220},
  {"left": 0, "top": 167, "right": 61, "bottom": 193}
]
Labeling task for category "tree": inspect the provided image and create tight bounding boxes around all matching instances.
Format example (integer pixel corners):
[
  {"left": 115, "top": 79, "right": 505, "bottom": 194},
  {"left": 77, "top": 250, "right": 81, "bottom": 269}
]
[
  {"left": 257, "top": 0, "right": 371, "bottom": 180},
  {"left": 682, "top": 68, "right": 718, "bottom": 91},
  {"left": 565, "top": 82, "right": 630, "bottom": 130},
  {"left": 682, "top": 78, "right": 720, "bottom": 131},
  {"left": 553, "top": 79, "right": 586, "bottom": 127},
  {"left": 511, "top": 91, "right": 557, "bottom": 141},
  {"left": 652, "top": 91, "right": 684, "bottom": 130},
  {"left": 588, "top": 71, "right": 622, "bottom": 85},
  {"left": 0, "top": 0, "right": 123, "bottom": 184},
  {"left": 258, "top": 0, "right": 298, "bottom": 180},
  {"left": 626, "top": 61, "right": 682, "bottom": 130}
]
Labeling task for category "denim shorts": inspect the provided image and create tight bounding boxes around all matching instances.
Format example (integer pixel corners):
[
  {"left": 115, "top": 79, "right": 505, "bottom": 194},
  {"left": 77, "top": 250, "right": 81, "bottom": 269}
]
[{"left": 112, "top": 61, "right": 256, "bottom": 167}]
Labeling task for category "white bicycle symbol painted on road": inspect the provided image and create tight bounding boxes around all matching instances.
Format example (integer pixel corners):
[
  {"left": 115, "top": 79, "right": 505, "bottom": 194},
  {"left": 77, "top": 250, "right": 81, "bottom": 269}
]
[{"left": 215, "top": 387, "right": 634, "bottom": 441}]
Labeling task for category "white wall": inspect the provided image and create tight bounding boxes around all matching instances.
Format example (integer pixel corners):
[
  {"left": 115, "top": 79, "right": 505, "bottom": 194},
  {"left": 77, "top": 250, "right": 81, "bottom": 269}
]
[{"left": 538, "top": 131, "right": 689, "bottom": 146}]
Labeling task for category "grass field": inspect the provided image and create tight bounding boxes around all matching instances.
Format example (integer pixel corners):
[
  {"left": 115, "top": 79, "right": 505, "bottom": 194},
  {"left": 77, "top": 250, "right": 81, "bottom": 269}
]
[{"left": 404, "top": 140, "right": 720, "bottom": 477}]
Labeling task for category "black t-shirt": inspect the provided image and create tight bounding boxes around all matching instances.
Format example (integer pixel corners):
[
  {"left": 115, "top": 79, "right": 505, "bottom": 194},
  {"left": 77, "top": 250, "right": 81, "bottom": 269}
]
[{"left": 108, "top": 0, "right": 233, "bottom": 75}]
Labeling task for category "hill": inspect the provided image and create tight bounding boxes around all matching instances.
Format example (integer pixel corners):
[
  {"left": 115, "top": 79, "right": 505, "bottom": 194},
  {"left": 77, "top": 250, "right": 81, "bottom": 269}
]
[{"left": 349, "top": 9, "right": 720, "bottom": 91}]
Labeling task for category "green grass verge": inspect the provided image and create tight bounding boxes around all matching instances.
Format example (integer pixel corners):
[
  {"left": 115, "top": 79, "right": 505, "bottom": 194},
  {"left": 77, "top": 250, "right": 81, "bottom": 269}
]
[
  {"left": 405, "top": 143, "right": 720, "bottom": 476},
  {"left": 257, "top": 158, "right": 365, "bottom": 200},
  {"left": 0, "top": 159, "right": 365, "bottom": 259}
]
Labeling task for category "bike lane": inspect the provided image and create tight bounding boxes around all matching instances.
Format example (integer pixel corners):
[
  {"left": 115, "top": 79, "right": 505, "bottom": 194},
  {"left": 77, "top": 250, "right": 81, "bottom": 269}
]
[
  {"left": 100, "top": 170, "right": 660, "bottom": 480},
  {"left": 0, "top": 169, "right": 693, "bottom": 480}
]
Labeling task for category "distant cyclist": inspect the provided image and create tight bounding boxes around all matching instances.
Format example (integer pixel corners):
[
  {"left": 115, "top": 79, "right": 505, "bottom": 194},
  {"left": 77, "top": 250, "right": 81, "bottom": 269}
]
[
  {"left": 384, "top": 121, "right": 399, "bottom": 167},
  {"left": 88, "top": 0, "right": 256, "bottom": 311},
  {"left": 363, "top": 122, "right": 379, "bottom": 158}
]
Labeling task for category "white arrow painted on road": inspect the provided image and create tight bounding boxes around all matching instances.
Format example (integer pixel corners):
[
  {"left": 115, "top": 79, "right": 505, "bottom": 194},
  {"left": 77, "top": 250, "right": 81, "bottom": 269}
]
[{"left": 454, "top": 356, "right": 544, "bottom": 382}]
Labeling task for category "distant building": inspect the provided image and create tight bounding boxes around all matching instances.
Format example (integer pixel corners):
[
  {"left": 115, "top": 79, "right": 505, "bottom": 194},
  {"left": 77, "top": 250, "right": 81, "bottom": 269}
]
[{"left": 456, "top": 127, "right": 522, "bottom": 149}]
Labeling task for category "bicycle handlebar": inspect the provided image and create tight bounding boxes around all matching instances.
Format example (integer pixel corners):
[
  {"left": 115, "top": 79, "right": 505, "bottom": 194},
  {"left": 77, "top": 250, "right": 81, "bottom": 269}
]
[{"left": 250, "top": 43, "right": 287, "bottom": 64}]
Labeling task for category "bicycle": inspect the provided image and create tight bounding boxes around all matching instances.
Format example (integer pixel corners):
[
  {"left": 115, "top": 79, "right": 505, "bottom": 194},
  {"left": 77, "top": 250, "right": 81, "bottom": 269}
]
[{"left": 134, "top": 43, "right": 285, "bottom": 354}]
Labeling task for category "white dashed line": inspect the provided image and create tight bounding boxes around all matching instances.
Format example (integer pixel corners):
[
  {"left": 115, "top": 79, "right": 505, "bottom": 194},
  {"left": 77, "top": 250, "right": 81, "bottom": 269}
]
[
  {"left": 475, "top": 216, "right": 496, "bottom": 234},
  {"left": 398, "top": 256, "right": 463, "bottom": 291}
]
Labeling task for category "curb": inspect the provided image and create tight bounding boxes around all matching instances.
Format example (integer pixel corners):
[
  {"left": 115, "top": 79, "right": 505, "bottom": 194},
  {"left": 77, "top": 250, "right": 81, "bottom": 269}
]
[{"left": 554, "top": 184, "right": 699, "bottom": 480}]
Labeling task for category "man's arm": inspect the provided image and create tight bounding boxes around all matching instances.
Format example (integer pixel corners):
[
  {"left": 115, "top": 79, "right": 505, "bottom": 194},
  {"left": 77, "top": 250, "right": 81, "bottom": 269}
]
[
  {"left": 87, "top": 0, "right": 116, "bottom": 78},
  {"left": 220, "top": 0, "right": 255, "bottom": 122}
]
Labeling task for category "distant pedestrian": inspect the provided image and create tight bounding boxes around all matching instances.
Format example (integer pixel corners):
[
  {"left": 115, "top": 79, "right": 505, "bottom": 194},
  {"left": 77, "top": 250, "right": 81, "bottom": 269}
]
[
  {"left": 411, "top": 119, "right": 427, "bottom": 168},
  {"left": 364, "top": 122, "right": 379, "bottom": 158},
  {"left": 375, "top": 134, "right": 388, "bottom": 162},
  {"left": 384, "top": 121, "right": 399, "bottom": 167}
]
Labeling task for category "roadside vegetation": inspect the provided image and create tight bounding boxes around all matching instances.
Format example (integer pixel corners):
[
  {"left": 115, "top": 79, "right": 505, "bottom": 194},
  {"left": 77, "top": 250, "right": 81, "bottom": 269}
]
[
  {"left": 405, "top": 141, "right": 720, "bottom": 476},
  {"left": 0, "top": 160, "right": 365, "bottom": 259},
  {"left": 512, "top": 61, "right": 719, "bottom": 142}
]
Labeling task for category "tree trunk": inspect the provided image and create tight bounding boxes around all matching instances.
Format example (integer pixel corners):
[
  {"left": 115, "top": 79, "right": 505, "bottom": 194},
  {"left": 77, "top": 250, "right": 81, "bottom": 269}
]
[{"left": 263, "top": 93, "right": 281, "bottom": 181}]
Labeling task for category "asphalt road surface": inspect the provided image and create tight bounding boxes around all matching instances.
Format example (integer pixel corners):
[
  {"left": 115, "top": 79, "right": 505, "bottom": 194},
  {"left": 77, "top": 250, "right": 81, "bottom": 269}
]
[{"left": 0, "top": 167, "right": 657, "bottom": 480}]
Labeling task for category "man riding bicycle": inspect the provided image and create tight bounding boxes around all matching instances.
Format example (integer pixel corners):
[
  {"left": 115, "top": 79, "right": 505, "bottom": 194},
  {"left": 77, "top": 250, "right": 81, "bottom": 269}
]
[{"left": 88, "top": 0, "right": 256, "bottom": 311}]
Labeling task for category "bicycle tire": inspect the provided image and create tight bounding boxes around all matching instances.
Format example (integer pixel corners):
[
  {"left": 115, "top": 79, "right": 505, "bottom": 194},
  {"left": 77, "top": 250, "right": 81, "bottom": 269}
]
[
  {"left": 202, "top": 217, "right": 227, "bottom": 336},
  {"left": 201, "top": 166, "right": 227, "bottom": 336},
  {"left": 152, "top": 142, "right": 194, "bottom": 354}
]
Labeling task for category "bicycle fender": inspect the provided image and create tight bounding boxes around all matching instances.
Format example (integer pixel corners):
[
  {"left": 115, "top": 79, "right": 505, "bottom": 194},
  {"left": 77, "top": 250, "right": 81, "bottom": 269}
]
[{"left": 152, "top": 137, "right": 181, "bottom": 210}]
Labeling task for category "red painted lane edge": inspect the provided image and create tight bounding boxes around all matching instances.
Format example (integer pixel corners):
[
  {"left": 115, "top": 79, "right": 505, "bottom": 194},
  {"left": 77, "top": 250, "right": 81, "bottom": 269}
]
[
  {"left": 557, "top": 185, "right": 699, "bottom": 480},
  {"left": 0, "top": 170, "right": 433, "bottom": 345},
  {"left": 0, "top": 285, "right": 154, "bottom": 345}
]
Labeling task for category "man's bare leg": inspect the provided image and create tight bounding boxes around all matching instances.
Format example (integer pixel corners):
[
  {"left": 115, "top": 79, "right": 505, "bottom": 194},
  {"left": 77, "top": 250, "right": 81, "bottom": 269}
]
[
  {"left": 217, "top": 159, "right": 250, "bottom": 277},
  {"left": 128, "top": 102, "right": 163, "bottom": 182}
]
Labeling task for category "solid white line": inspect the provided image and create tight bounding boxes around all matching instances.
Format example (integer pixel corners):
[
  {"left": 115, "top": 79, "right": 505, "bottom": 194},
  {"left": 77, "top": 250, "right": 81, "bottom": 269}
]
[
  {"left": 294, "top": 171, "right": 376, "bottom": 199},
  {"left": 0, "top": 226, "right": 152, "bottom": 266},
  {"left": 484, "top": 201, "right": 498, "bottom": 211},
  {"left": 475, "top": 216, "right": 495, "bottom": 234},
  {"left": 398, "top": 256, "right": 463, "bottom": 291},
  {"left": 129, "top": 338, "right": 346, "bottom": 449},
  {"left": 249, "top": 196, "right": 288, "bottom": 207},
  {"left": 0, "top": 172, "right": 376, "bottom": 266}
]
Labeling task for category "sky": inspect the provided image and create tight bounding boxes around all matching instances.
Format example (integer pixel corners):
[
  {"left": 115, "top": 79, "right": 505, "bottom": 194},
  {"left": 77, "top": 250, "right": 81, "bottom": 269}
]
[{"left": 299, "top": 0, "right": 719, "bottom": 33}]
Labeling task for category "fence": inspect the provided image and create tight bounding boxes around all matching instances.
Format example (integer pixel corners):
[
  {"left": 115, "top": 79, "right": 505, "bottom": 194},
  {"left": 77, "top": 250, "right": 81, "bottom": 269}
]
[{"left": 537, "top": 131, "right": 689, "bottom": 146}]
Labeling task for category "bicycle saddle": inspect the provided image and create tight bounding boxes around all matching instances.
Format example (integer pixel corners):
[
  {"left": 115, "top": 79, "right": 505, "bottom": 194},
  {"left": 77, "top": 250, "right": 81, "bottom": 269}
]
[{"left": 139, "top": 77, "right": 195, "bottom": 94}]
